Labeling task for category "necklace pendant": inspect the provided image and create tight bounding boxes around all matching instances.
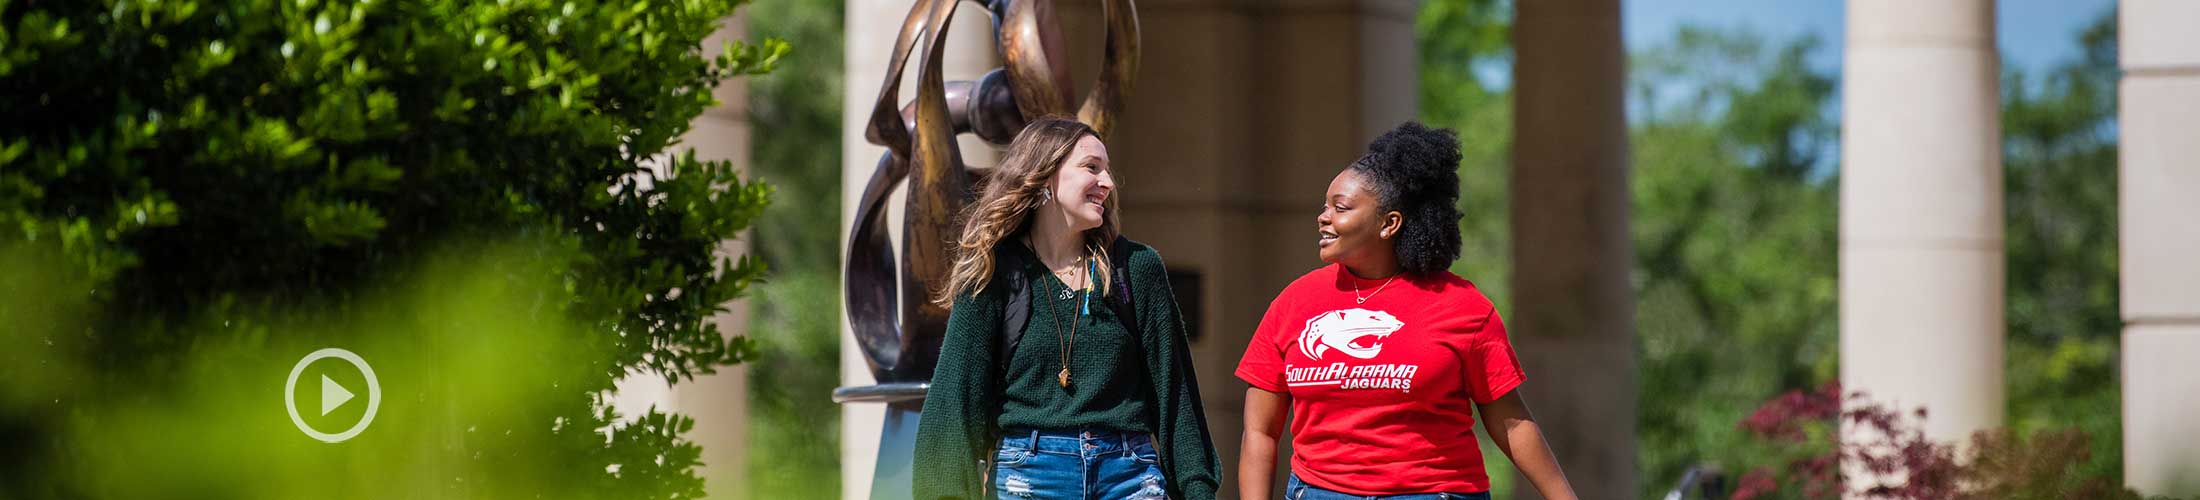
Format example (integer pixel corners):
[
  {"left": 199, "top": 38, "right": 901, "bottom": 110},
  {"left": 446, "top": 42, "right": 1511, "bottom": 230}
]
[
  {"left": 1057, "top": 368, "right": 1071, "bottom": 387},
  {"left": 1356, "top": 297, "right": 1368, "bottom": 304}
]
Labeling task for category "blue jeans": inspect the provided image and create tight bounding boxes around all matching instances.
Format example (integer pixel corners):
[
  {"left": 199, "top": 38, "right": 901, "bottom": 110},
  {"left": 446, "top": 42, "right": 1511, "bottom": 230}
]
[
  {"left": 993, "top": 428, "right": 1169, "bottom": 499},
  {"left": 1285, "top": 474, "right": 1491, "bottom": 500}
]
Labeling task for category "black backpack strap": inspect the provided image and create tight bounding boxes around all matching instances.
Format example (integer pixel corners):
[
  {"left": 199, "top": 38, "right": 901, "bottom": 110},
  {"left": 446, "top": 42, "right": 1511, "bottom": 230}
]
[
  {"left": 1107, "top": 236, "right": 1139, "bottom": 332},
  {"left": 996, "top": 242, "right": 1033, "bottom": 365}
]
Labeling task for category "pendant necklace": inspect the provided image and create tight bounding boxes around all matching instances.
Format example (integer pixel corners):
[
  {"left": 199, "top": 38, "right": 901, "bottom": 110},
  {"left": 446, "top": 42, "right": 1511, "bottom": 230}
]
[
  {"left": 1354, "top": 273, "right": 1399, "bottom": 304},
  {"left": 1049, "top": 256, "right": 1093, "bottom": 388}
]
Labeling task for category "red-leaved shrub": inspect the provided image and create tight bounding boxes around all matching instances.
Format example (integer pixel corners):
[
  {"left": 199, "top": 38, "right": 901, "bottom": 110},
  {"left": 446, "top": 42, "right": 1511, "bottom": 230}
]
[{"left": 1726, "top": 383, "right": 2178, "bottom": 500}]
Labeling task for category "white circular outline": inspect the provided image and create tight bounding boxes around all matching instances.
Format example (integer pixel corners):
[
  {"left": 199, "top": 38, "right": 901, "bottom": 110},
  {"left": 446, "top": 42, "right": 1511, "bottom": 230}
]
[{"left": 284, "top": 347, "right": 381, "bottom": 443}]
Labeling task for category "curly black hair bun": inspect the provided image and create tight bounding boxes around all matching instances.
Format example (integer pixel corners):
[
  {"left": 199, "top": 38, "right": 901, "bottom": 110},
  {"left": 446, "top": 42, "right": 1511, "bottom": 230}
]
[{"left": 1352, "top": 121, "right": 1465, "bottom": 275}]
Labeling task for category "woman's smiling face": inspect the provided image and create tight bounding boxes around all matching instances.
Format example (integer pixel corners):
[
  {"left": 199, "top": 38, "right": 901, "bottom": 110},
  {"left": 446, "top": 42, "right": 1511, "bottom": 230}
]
[
  {"left": 1048, "top": 135, "right": 1114, "bottom": 231},
  {"left": 1316, "top": 169, "right": 1398, "bottom": 269}
]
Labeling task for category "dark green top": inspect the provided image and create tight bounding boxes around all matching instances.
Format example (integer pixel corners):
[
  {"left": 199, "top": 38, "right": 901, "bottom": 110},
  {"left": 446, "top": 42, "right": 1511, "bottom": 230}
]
[
  {"left": 997, "top": 260, "right": 1148, "bottom": 428},
  {"left": 913, "top": 238, "right": 1220, "bottom": 500}
]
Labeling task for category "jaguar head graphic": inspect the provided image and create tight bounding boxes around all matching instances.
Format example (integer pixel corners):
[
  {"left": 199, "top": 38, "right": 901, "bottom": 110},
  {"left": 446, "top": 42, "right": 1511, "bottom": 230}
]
[{"left": 1298, "top": 308, "right": 1405, "bottom": 360}]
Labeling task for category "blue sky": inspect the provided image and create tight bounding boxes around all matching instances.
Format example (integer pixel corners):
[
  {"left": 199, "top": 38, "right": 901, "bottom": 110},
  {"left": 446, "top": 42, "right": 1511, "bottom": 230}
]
[{"left": 1624, "top": 0, "right": 2120, "bottom": 73}]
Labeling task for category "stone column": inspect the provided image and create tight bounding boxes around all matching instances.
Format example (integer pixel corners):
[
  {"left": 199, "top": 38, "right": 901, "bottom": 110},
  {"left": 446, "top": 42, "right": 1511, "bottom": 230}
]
[
  {"left": 2119, "top": 1, "right": 2200, "bottom": 496},
  {"left": 1058, "top": 0, "right": 1264, "bottom": 489},
  {"left": 1509, "top": 0, "right": 1634, "bottom": 498},
  {"left": 840, "top": 1, "right": 998, "bottom": 498},
  {"left": 1838, "top": 0, "right": 2003, "bottom": 483}
]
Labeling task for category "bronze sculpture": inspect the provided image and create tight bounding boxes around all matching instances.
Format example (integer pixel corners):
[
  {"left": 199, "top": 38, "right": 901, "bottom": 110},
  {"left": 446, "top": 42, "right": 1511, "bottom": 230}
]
[
  {"left": 832, "top": 2, "right": 1138, "bottom": 495},
  {"left": 842, "top": 0, "right": 1140, "bottom": 390}
]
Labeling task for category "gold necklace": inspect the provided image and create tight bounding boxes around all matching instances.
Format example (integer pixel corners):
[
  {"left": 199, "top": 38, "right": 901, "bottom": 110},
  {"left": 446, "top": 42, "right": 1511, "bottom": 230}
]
[
  {"left": 1047, "top": 256, "right": 1089, "bottom": 388},
  {"left": 1050, "top": 264, "right": 1080, "bottom": 300},
  {"left": 1354, "top": 274, "right": 1400, "bottom": 304}
]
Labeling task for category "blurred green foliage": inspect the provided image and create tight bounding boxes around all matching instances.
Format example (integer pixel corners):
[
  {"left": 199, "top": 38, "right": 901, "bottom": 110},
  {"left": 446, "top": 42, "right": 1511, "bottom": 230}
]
[
  {"left": 3, "top": 241, "right": 721, "bottom": 499},
  {"left": 2000, "top": 12, "right": 2123, "bottom": 487},
  {"left": 0, "top": 0, "right": 793, "bottom": 497},
  {"left": 1418, "top": 1, "right": 2128, "bottom": 497},
  {"left": 1628, "top": 26, "right": 1841, "bottom": 499},
  {"left": 737, "top": 0, "right": 846, "bottom": 495}
]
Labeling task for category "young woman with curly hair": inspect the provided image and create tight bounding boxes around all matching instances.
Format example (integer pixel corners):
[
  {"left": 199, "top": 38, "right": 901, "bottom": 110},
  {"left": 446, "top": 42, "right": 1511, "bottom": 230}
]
[
  {"left": 914, "top": 117, "right": 1220, "bottom": 500},
  {"left": 1235, "top": 122, "right": 1578, "bottom": 500}
]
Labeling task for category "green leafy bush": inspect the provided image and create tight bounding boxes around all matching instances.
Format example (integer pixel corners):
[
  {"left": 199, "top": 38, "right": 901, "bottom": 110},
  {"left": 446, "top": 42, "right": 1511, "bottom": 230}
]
[{"left": 1, "top": 0, "right": 788, "bottom": 497}]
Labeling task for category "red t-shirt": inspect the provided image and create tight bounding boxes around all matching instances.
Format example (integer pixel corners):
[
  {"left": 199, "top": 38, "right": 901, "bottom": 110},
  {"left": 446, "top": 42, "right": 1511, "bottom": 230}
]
[{"left": 1234, "top": 264, "right": 1524, "bottom": 495}]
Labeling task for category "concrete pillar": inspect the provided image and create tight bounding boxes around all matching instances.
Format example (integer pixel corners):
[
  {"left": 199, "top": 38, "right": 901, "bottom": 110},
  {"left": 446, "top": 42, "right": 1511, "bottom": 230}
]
[
  {"left": 840, "top": 1, "right": 997, "bottom": 498},
  {"left": 2119, "top": 1, "right": 2200, "bottom": 495},
  {"left": 1055, "top": 2, "right": 1264, "bottom": 488},
  {"left": 1509, "top": 0, "right": 1634, "bottom": 498},
  {"left": 1838, "top": 0, "right": 2002, "bottom": 485}
]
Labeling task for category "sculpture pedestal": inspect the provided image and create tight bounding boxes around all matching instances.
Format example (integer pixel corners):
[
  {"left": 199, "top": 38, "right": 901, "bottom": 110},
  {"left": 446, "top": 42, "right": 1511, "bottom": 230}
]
[
  {"left": 834, "top": 383, "right": 930, "bottom": 500},
  {"left": 867, "top": 406, "right": 922, "bottom": 500}
]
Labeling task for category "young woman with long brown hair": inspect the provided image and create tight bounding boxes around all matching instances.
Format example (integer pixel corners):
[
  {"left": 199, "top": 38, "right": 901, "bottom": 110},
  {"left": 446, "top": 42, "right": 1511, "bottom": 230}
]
[{"left": 913, "top": 117, "right": 1219, "bottom": 500}]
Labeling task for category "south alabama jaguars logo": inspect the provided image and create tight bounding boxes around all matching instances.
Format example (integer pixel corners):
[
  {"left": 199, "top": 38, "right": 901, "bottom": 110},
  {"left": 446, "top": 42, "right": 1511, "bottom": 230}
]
[{"left": 1298, "top": 308, "right": 1405, "bottom": 360}]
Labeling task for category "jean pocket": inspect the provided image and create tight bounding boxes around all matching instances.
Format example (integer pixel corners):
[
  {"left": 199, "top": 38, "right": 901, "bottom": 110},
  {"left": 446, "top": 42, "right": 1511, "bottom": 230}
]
[
  {"left": 1132, "top": 448, "right": 1160, "bottom": 465},
  {"left": 994, "top": 448, "right": 1034, "bottom": 468},
  {"left": 1129, "top": 436, "right": 1161, "bottom": 464}
]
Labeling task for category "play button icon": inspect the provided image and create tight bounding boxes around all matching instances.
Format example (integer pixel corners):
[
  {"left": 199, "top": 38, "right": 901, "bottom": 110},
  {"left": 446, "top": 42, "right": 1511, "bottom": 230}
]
[
  {"left": 321, "top": 375, "right": 354, "bottom": 416},
  {"left": 285, "top": 348, "right": 381, "bottom": 443}
]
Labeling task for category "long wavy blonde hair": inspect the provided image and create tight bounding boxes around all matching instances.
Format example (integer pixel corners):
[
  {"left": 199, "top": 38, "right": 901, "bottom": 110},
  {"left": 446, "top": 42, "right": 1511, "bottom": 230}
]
[{"left": 932, "top": 117, "right": 1121, "bottom": 306}]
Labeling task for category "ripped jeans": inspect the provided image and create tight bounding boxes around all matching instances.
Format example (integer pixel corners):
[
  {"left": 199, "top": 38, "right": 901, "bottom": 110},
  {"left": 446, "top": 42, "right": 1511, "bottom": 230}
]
[{"left": 993, "top": 428, "right": 1170, "bottom": 500}]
